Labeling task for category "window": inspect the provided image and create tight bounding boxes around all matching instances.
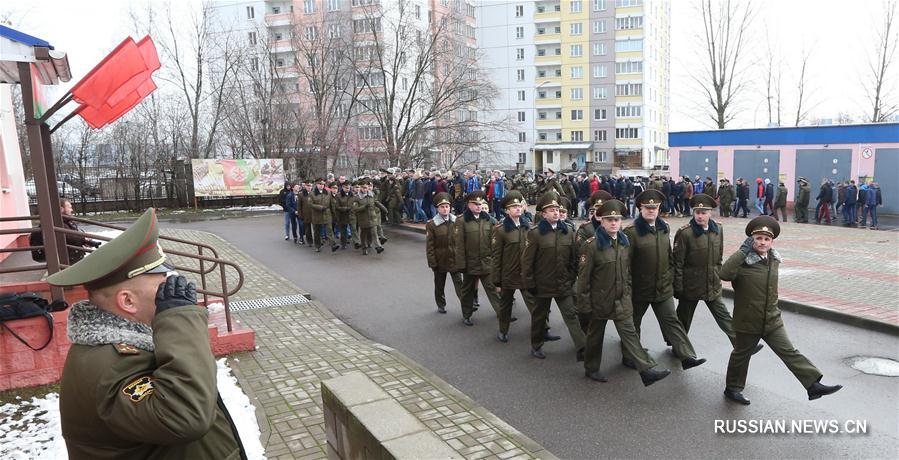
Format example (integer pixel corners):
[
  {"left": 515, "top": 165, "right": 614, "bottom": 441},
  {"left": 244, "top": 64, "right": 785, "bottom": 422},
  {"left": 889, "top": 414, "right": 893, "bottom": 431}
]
[
  {"left": 415, "top": 4, "right": 421, "bottom": 18},
  {"left": 402, "top": 77, "right": 408, "bottom": 90},
  {"left": 517, "top": 90, "right": 526, "bottom": 101},
  {"left": 571, "top": 109, "right": 583, "bottom": 120},
  {"left": 328, "top": 0, "right": 341, "bottom": 11},
  {"left": 353, "top": 18, "right": 382, "bottom": 33},
  {"left": 304, "top": 0, "right": 315, "bottom": 14},
  {"left": 593, "top": 42, "right": 606, "bottom": 56},
  {"left": 615, "top": 60, "right": 643, "bottom": 74},
  {"left": 570, "top": 23, "right": 582, "bottom": 35},
  {"left": 570, "top": 66, "right": 583, "bottom": 79},
  {"left": 592, "top": 64, "right": 607, "bottom": 78},
  {"left": 554, "top": 47, "right": 562, "bottom": 55},
  {"left": 518, "top": 152, "right": 527, "bottom": 164},
  {"left": 276, "top": 58, "right": 285, "bottom": 67},
  {"left": 616, "top": 16, "right": 644, "bottom": 30},
  {"left": 516, "top": 48, "right": 525, "bottom": 60},
  {"left": 517, "top": 111, "right": 526, "bottom": 122},
  {"left": 328, "top": 24, "right": 342, "bottom": 38},
  {"left": 593, "top": 20, "right": 606, "bottom": 33},
  {"left": 593, "top": 0, "right": 607, "bottom": 11},
  {"left": 570, "top": 1, "right": 583, "bottom": 13},
  {"left": 250, "top": 57, "right": 259, "bottom": 70},
  {"left": 593, "top": 151, "right": 607, "bottom": 162},
  {"left": 593, "top": 130, "right": 608, "bottom": 142},
  {"left": 359, "top": 126, "right": 383, "bottom": 140},
  {"left": 539, "top": 132, "right": 548, "bottom": 140},
  {"left": 615, "top": 83, "right": 643, "bottom": 96},
  {"left": 555, "top": 111, "right": 562, "bottom": 119},
  {"left": 616, "top": 127, "right": 640, "bottom": 139},
  {"left": 248, "top": 31, "right": 257, "bottom": 45},
  {"left": 516, "top": 69, "right": 525, "bottom": 81},
  {"left": 538, "top": 90, "right": 547, "bottom": 99},
  {"left": 539, "top": 111, "right": 547, "bottom": 119},
  {"left": 572, "top": 131, "right": 584, "bottom": 141},
  {"left": 615, "top": 39, "right": 643, "bottom": 52},
  {"left": 593, "top": 87, "right": 607, "bottom": 99},
  {"left": 518, "top": 132, "right": 527, "bottom": 142},
  {"left": 305, "top": 26, "right": 317, "bottom": 40},
  {"left": 555, "top": 132, "right": 563, "bottom": 140},
  {"left": 246, "top": 6, "right": 255, "bottom": 19},
  {"left": 537, "top": 49, "right": 546, "bottom": 57},
  {"left": 516, "top": 26, "right": 524, "bottom": 38},
  {"left": 547, "top": 151, "right": 554, "bottom": 162},
  {"left": 593, "top": 109, "right": 607, "bottom": 120},
  {"left": 274, "top": 32, "right": 283, "bottom": 40},
  {"left": 616, "top": 105, "right": 642, "bottom": 117},
  {"left": 272, "top": 6, "right": 281, "bottom": 13},
  {"left": 515, "top": 5, "right": 524, "bottom": 17},
  {"left": 570, "top": 87, "right": 583, "bottom": 100},
  {"left": 570, "top": 44, "right": 582, "bottom": 57},
  {"left": 616, "top": 0, "right": 643, "bottom": 7}
]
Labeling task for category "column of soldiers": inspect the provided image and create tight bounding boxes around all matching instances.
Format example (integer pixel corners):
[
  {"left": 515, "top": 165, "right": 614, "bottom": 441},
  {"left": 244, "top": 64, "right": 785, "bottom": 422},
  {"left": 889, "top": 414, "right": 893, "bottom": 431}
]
[{"left": 426, "top": 186, "right": 843, "bottom": 402}]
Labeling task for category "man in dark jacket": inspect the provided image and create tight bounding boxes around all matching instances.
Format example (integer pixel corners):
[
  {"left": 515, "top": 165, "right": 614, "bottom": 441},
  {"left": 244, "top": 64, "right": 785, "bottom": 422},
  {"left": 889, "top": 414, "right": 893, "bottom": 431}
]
[
  {"left": 773, "top": 181, "right": 788, "bottom": 222},
  {"left": 842, "top": 180, "right": 858, "bottom": 227},
  {"left": 735, "top": 178, "right": 750, "bottom": 218},
  {"left": 815, "top": 179, "right": 832, "bottom": 224},
  {"left": 426, "top": 193, "right": 462, "bottom": 313},
  {"left": 861, "top": 181, "right": 882, "bottom": 229},
  {"left": 285, "top": 184, "right": 302, "bottom": 244},
  {"left": 278, "top": 182, "right": 292, "bottom": 240},
  {"left": 490, "top": 192, "right": 533, "bottom": 342},
  {"left": 795, "top": 177, "right": 811, "bottom": 223},
  {"left": 718, "top": 179, "right": 733, "bottom": 218},
  {"left": 453, "top": 191, "right": 500, "bottom": 325}
]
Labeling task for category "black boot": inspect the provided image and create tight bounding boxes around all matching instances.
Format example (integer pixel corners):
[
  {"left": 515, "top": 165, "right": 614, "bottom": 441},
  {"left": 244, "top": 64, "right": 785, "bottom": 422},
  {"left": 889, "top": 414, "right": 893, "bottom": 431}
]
[
  {"left": 585, "top": 370, "right": 608, "bottom": 382},
  {"left": 724, "top": 389, "right": 751, "bottom": 405},
  {"left": 544, "top": 332, "right": 561, "bottom": 341},
  {"left": 362, "top": 248, "right": 369, "bottom": 255},
  {"left": 463, "top": 318, "right": 473, "bottom": 326},
  {"left": 681, "top": 357, "right": 707, "bottom": 370},
  {"left": 379, "top": 237, "right": 388, "bottom": 244},
  {"left": 576, "top": 348, "right": 584, "bottom": 362},
  {"left": 622, "top": 356, "right": 637, "bottom": 369},
  {"left": 354, "top": 243, "right": 361, "bottom": 249},
  {"left": 531, "top": 348, "right": 546, "bottom": 359},
  {"left": 640, "top": 368, "right": 671, "bottom": 387},
  {"left": 375, "top": 246, "right": 384, "bottom": 254},
  {"left": 807, "top": 381, "right": 842, "bottom": 400},
  {"left": 331, "top": 244, "right": 340, "bottom": 252},
  {"left": 437, "top": 306, "right": 446, "bottom": 314},
  {"left": 497, "top": 332, "right": 509, "bottom": 343}
]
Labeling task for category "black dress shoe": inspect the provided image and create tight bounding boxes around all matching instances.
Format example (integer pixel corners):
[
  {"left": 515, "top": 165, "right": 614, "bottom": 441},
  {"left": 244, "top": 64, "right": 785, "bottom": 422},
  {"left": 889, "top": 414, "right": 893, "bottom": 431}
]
[
  {"left": 585, "top": 371, "right": 608, "bottom": 382},
  {"left": 437, "top": 306, "right": 447, "bottom": 314},
  {"left": 463, "top": 318, "right": 473, "bottom": 326},
  {"left": 354, "top": 243, "right": 361, "bottom": 249},
  {"left": 375, "top": 247, "right": 384, "bottom": 254},
  {"left": 315, "top": 247, "right": 321, "bottom": 253},
  {"left": 622, "top": 356, "right": 637, "bottom": 369},
  {"left": 473, "top": 300, "right": 480, "bottom": 307},
  {"left": 682, "top": 357, "right": 707, "bottom": 370},
  {"left": 510, "top": 317, "right": 518, "bottom": 323},
  {"left": 331, "top": 244, "right": 340, "bottom": 252},
  {"left": 379, "top": 237, "right": 388, "bottom": 244},
  {"left": 724, "top": 389, "right": 751, "bottom": 405},
  {"left": 576, "top": 348, "right": 584, "bottom": 362},
  {"left": 752, "top": 343, "right": 764, "bottom": 355},
  {"left": 497, "top": 332, "right": 509, "bottom": 343},
  {"left": 531, "top": 348, "right": 546, "bottom": 359},
  {"left": 807, "top": 381, "right": 843, "bottom": 400},
  {"left": 362, "top": 248, "right": 369, "bottom": 255},
  {"left": 640, "top": 368, "right": 671, "bottom": 387},
  {"left": 544, "top": 333, "right": 561, "bottom": 341}
]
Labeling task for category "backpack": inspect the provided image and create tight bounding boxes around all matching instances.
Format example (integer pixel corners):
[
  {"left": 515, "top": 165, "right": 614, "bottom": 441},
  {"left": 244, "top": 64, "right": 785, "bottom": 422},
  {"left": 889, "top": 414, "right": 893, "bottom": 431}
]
[{"left": 0, "top": 292, "right": 68, "bottom": 351}]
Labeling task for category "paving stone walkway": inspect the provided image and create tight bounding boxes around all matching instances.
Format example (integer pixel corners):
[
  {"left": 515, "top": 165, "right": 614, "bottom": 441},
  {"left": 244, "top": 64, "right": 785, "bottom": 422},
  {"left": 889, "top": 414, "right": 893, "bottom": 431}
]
[{"left": 161, "top": 228, "right": 553, "bottom": 460}]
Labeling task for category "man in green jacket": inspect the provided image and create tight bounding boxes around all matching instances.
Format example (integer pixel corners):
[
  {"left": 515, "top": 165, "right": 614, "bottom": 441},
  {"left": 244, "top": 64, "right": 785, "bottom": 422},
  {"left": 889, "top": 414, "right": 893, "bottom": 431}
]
[
  {"left": 718, "top": 179, "right": 734, "bottom": 218},
  {"left": 426, "top": 192, "right": 462, "bottom": 313},
  {"left": 47, "top": 208, "right": 246, "bottom": 460},
  {"left": 577, "top": 200, "right": 671, "bottom": 386},
  {"left": 453, "top": 191, "right": 501, "bottom": 325},
  {"left": 720, "top": 216, "right": 842, "bottom": 405},
  {"left": 794, "top": 177, "right": 811, "bottom": 223},
  {"left": 621, "top": 190, "right": 706, "bottom": 371},
  {"left": 311, "top": 179, "right": 339, "bottom": 253},
  {"left": 522, "top": 194, "right": 585, "bottom": 360},
  {"left": 490, "top": 191, "right": 534, "bottom": 342},
  {"left": 773, "top": 181, "right": 788, "bottom": 222}
]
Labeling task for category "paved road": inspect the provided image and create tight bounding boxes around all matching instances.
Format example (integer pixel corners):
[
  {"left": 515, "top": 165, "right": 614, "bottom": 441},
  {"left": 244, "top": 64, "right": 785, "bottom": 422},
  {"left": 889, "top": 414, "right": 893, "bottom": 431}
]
[{"left": 166, "top": 214, "right": 897, "bottom": 458}]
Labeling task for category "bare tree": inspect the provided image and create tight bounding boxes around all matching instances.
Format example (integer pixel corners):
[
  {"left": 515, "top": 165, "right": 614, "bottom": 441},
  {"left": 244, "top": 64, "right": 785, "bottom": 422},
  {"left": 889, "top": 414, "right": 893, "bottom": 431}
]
[
  {"left": 864, "top": 0, "right": 898, "bottom": 122},
  {"left": 691, "top": 0, "right": 756, "bottom": 128},
  {"left": 761, "top": 26, "right": 784, "bottom": 126},
  {"left": 793, "top": 45, "right": 815, "bottom": 126}
]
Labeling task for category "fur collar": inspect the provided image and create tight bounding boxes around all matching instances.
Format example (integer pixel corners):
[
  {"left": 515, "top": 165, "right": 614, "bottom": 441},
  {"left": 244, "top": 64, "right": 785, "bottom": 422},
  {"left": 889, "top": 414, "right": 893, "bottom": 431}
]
[
  {"left": 594, "top": 226, "right": 629, "bottom": 250},
  {"left": 503, "top": 214, "right": 531, "bottom": 232},
  {"left": 67, "top": 300, "right": 155, "bottom": 352},
  {"left": 745, "top": 249, "right": 783, "bottom": 266},
  {"left": 432, "top": 213, "right": 456, "bottom": 225},
  {"left": 538, "top": 218, "right": 568, "bottom": 235},
  {"left": 634, "top": 215, "right": 668, "bottom": 236},
  {"left": 463, "top": 209, "right": 491, "bottom": 222},
  {"left": 689, "top": 218, "right": 720, "bottom": 237}
]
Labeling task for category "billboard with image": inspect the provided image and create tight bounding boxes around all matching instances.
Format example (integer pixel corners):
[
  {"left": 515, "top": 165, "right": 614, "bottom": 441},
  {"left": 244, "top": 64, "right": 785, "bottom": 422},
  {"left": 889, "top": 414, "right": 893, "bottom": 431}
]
[{"left": 191, "top": 159, "right": 284, "bottom": 197}]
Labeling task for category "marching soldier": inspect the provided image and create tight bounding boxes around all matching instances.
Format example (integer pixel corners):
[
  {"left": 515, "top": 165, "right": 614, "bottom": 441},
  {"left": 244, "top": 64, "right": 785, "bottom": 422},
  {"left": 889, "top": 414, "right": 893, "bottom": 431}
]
[
  {"left": 575, "top": 191, "right": 613, "bottom": 246},
  {"left": 720, "top": 216, "right": 842, "bottom": 405},
  {"left": 453, "top": 191, "right": 501, "bottom": 325},
  {"left": 621, "top": 190, "right": 706, "bottom": 371},
  {"left": 673, "top": 194, "right": 763, "bottom": 354},
  {"left": 426, "top": 192, "right": 463, "bottom": 314},
  {"left": 773, "top": 181, "right": 788, "bottom": 222},
  {"left": 47, "top": 209, "right": 246, "bottom": 459},
  {"left": 718, "top": 179, "right": 734, "bottom": 218},
  {"left": 336, "top": 182, "right": 355, "bottom": 249},
  {"left": 299, "top": 181, "right": 314, "bottom": 246},
  {"left": 522, "top": 194, "right": 586, "bottom": 360},
  {"left": 795, "top": 177, "right": 811, "bottom": 223},
  {"left": 310, "top": 179, "right": 340, "bottom": 252},
  {"left": 490, "top": 191, "right": 534, "bottom": 342},
  {"left": 576, "top": 200, "right": 671, "bottom": 385},
  {"left": 350, "top": 182, "right": 363, "bottom": 248}
]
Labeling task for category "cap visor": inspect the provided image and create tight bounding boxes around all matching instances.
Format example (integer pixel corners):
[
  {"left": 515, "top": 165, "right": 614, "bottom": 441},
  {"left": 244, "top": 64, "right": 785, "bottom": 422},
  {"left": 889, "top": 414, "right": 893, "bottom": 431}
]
[{"left": 145, "top": 262, "right": 174, "bottom": 274}]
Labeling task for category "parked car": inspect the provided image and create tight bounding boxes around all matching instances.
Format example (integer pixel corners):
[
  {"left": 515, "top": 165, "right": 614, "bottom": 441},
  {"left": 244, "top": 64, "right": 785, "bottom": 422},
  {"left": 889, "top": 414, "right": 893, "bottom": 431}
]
[{"left": 25, "top": 179, "right": 82, "bottom": 200}]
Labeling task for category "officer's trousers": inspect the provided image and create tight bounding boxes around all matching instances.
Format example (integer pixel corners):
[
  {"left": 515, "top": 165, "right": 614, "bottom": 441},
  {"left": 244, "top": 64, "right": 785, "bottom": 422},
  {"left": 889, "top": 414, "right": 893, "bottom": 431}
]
[
  {"left": 460, "top": 274, "right": 501, "bottom": 320},
  {"left": 676, "top": 297, "right": 737, "bottom": 346},
  {"left": 314, "top": 223, "right": 336, "bottom": 249},
  {"left": 303, "top": 221, "right": 314, "bottom": 244},
  {"left": 531, "top": 296, "right": 585, "bottom": 351},
  {"left": 350, "top": 216, "right": 360, "bottom": 246},
  {"left": 585, "top": 316, "right": 657, "bottom": 373},
  {"left": 726, "top": 327, "right": 822, "bottom": 392},
  {"left": 773, "top": 205, "right": 787, "bottom": 222},
  {"left": 498, "top": 289, "right": 536, "bottom": 335},
  {"left": 433, "top": 270, "right": 463, "bottom": 309},
  {"left": 359, "top": 226, "right": 373, "bottom": 248},
  {"left": 720, "top": 202, "right": 732, "bottom": 217},
  {"left": 632, "top": 297, "right": 697, "bottom": 359},
  {"left": 794, "top": 204, "right": 808, "bottom": 223}
]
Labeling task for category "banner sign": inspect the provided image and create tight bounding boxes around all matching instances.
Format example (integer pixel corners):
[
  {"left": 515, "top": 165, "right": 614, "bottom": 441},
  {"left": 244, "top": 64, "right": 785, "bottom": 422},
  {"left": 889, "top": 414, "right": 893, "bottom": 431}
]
[{"left": 191, "top": 159, "right": 284, "bottom": 197}]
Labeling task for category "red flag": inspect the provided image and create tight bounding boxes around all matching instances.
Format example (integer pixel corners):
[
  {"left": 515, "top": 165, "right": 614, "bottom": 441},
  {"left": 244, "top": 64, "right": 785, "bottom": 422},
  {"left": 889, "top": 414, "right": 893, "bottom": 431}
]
[
  {"left": 106, "top": 36, "right": 161, "bottom": 108},
  {"left": 70, "top": 37, "right": 148, "bottom": 110},
  {"left": 78, "top": 78, "right": 157, "bottom": 129}
]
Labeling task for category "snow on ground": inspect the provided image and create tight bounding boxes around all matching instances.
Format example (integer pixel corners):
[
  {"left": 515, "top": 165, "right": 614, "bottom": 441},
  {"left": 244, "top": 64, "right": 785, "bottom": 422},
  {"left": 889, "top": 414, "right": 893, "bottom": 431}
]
[
  {"left": 207, "top": 302, "right": 225, "bottom": 313},
  {"left": 0, "top": 361, "right": 265, "bottom": 459},
  {"left": 848, "top": 356, "right": 899, "bottom": 377},
  {"left": 202, "top": 204, "right": 281, "bottom": 212}
]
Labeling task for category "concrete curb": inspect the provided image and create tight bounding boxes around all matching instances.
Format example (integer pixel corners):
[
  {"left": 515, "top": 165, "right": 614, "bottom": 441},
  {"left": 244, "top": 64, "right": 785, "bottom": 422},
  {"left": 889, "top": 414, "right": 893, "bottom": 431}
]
[{"left": 395, "top": 224, "right": 899, "bottom": 338}]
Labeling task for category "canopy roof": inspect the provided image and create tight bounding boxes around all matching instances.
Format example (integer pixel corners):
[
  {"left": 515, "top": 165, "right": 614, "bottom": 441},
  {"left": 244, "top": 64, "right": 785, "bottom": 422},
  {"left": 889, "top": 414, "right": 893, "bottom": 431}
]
[{"left": 0, "top": 25, "right": 71, "bottom": 85}]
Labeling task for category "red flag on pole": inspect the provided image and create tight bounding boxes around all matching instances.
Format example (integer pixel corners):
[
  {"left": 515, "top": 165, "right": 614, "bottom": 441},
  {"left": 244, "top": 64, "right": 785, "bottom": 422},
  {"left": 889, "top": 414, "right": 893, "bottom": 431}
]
[
  {"left": 106, "top": 36, "right": 160, "bottom": 108},
  {"left": 70, "top": 37, "right": 148, "bottom": 110},
  {"left": 79, "top": 78, "right": 157, "bottom": 129}
]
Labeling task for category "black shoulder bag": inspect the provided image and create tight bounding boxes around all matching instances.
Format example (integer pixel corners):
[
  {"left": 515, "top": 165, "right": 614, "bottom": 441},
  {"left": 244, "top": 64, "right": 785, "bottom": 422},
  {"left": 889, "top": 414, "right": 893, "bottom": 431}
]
[{"left": 0, "top": 292, "right": 68, "bottom": 351}]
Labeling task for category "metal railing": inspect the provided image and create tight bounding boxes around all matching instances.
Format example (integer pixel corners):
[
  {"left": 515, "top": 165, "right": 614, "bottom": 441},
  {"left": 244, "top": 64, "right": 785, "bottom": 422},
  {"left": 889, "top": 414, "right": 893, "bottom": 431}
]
[{"left": 0, "top": 214, "right": 244, "bottom": 332}]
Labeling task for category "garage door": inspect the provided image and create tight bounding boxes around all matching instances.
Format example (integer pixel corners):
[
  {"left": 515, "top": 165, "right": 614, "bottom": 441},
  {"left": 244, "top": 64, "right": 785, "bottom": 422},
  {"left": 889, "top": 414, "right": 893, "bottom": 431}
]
[
  {"left": 795, "top": 148, "right": 852, "bottom": 187},
  {"left": 679, "top": 150, "right": 717, "bottom": 180},
  {"left": 733, "top": 150, "right": 780, "bottom": 186},
  {"left": 874, "top": 148, "right": 898, "bottom": 214}
]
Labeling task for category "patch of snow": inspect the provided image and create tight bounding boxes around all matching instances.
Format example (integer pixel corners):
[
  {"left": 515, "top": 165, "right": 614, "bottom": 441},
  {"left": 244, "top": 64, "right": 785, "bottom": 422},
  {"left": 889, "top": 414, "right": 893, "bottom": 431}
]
[
  {"left": 201, "top": 204, "right": 281, "bottom": 213},
  {"left": 218, "top": 358, "right": 267, "bottom": 460},
  {"left": 207, "top": 302, "right": 225, "bottom": 313},
  {"left": 848, "top": 356, "right": 899, "bottom": 377}
]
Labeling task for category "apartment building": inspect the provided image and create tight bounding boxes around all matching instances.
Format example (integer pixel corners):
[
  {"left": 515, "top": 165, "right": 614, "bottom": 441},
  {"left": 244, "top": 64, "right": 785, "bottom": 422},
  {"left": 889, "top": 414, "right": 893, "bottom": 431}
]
[{"left": 477, "top": 0, "right": 670, "bottom": 174}]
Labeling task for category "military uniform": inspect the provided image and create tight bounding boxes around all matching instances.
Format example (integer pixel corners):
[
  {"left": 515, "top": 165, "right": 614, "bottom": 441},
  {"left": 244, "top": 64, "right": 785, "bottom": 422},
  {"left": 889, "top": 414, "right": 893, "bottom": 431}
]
[
  {"left": 490, "top": 192, "right": 536, "bottom": 341},
  {"left": 310, "top": 180, "right": 339, "bottom": 252},
  {"left": 46, "top": 209, "right": 245, "bottom": 460},
  {"left": 623, "top": 190, "right": 705, "bottom": 370},
  {"left": 521, "top": 195, "right": 585, "bottom": 358},
  {"left": 720, "top": 217, "right": 841, "bottom": 405},
  {"left": 773, "top": 183, "right": 788, "bottom": 221},
  {"left": 335, "top": 185, "right": 356, "bottom": 248},
  {"left": 673, "top": 194, "right": 737, "bottom": 346},
  {"left": 576, "top": 200, "right": 670, "bottom": 385},
  {"left": 718, "top": 180, "right": 734, "bottom": 217},
  {"left": 795, "top": 177, "right": 811, "bottom": 223},
  {"left": 298, "top": 183, "right": 314, "bottom": 245},
  {"left": 453, "top": 191, "right": 501, "bottom": 324},
  {"left": 426, "top": 193, "right": 463, "bottom": 313}
]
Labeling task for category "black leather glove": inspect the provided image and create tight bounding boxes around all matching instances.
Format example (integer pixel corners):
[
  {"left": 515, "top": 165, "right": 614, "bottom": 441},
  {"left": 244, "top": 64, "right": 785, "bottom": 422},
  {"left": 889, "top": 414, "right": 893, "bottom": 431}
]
[
  {"left": 528, "top": 288, "right": 538, "bottom": 296},
  {"left": 739, "top": 237, "right": 754, "bottom": 255},
  {"left": 155, "top": 275, "right": 197, "bottom": 314}
]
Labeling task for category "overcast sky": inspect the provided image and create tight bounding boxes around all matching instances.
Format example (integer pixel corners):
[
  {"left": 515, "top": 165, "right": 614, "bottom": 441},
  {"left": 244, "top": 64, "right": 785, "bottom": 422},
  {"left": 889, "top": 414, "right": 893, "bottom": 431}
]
[{"left": 4, "top": 0, "right": 894, "bottom": 132}]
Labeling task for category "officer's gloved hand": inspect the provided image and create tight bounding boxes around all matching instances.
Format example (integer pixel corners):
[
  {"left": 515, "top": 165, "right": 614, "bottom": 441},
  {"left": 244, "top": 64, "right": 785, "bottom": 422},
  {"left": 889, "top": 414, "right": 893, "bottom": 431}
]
[
  {"left": 739, "top": 237, "right": 754, "bottom": 255},
  {"left": 155, "top": 275, "right": 197, "bottom": 314}
]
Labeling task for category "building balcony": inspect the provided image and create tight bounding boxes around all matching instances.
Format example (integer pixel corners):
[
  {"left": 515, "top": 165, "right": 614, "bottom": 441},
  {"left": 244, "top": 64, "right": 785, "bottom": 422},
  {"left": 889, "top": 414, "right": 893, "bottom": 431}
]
[
  {"left": 535, "top": 120, "right": 562, "bottom": 129},
  {"left": 536, "top": 100, "right": 562, "bottom": 108},
  {"left": 535, "top": 55, "right": 562, "bottom": 65},
  {"left": 270, "top": 39, "right": 294, "bottom": 54},
  {"left": 265, "top": 12, "right": 292, "bottom": 27},
  {"left": 534, "top": 12, "right": 561, "bottom": 23},
  {"left": 534, "top": 34, "right": 561, "bottom": 44}
]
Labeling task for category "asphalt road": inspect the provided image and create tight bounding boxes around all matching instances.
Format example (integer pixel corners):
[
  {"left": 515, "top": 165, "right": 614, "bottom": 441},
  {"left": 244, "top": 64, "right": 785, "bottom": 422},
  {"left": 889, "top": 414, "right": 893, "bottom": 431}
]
[{"left": 166, "top": 214, "right": 898, "bottom": 458}]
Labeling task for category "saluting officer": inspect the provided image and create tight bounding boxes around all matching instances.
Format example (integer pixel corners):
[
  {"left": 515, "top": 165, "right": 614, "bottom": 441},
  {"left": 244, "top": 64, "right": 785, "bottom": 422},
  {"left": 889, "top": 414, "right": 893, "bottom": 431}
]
[
  {"left": 426, "top": 192, "right": 463, "bottom": 314},
  {"left": 47, "top": 208, "right": 246, "bottom": 459},
  {"left": 490, "top": 191, "right": 534, "bottom": 342},
  {"left": 720, "top": 216, "right": 843, "bottom": 405},
  {"left": 522, "top": 194, "right": 586, "bottom": 360},
  {"left": 453, "top": 191, "right": 501, "bottom": 325},
  {"left": 575, "top": 191, "right": 613, "bottom": 245},
  {"left": 576, "top": 200, "right": 671, "bottom": 386},
  {"left": 621, "top": 190, "right": 706, "bottom": 371}
]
